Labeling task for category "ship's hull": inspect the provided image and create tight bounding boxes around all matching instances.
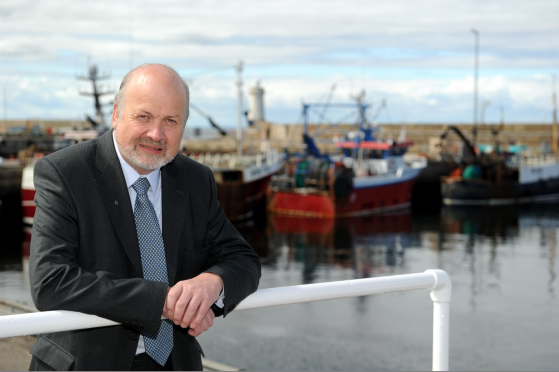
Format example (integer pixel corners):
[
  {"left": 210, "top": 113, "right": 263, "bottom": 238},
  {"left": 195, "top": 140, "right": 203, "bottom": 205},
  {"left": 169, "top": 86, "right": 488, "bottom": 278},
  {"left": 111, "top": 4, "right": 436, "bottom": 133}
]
[
  {"left": 217, "top": 173, "right": 274, "bottom": 221},
  {"left": 22, "top": 175, "right": 273, "bottom": 224},
  {"left": 21, "top": 166, "right": 35, "bottom": 226},
  {"left": 268, "top": 168, "right": 422, "bottom": 218},
  {"left": 442, "top": 177, "right": 559, "bottom": 206},
  {"left": 21, "top": 157, "right": 283, "bottom": 224},
  {"left": 22, "top": 189, "right": 36, "bottom": 226}
]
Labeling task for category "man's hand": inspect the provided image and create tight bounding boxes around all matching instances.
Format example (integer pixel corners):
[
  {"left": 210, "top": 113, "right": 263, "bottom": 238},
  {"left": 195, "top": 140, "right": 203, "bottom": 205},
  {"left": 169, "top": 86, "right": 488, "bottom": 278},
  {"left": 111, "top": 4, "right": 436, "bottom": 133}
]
[
  {"left": 163, "top": 273, "right": 223, "bottom": 330},
  {"left": 188, "top": 308, "right": 215, "bottom": 337}
]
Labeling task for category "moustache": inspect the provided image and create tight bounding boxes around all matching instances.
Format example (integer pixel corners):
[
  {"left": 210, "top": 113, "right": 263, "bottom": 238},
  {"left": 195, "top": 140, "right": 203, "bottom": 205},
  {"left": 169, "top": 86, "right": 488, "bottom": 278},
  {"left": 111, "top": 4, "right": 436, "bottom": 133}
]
[{"left": 135, "top": 137, "right": 168, "bottom": 152}]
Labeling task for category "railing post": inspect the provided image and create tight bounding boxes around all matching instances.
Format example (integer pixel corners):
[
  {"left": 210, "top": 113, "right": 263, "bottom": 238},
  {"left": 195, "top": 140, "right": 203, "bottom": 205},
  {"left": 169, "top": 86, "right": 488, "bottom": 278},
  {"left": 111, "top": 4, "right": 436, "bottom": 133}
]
[{"left": 426, "top": 269, "right": 452, "bottom": 371}]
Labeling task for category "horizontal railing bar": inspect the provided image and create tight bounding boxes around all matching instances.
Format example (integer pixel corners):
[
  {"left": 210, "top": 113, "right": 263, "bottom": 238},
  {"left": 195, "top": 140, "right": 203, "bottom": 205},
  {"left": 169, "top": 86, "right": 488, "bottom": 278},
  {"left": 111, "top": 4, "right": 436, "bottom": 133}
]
[
  {"left": 235, "top": 272, "right": 436, "bottom": 311},
  {"left": 0, "top": 272, "right": 437, "bottom": 339}
]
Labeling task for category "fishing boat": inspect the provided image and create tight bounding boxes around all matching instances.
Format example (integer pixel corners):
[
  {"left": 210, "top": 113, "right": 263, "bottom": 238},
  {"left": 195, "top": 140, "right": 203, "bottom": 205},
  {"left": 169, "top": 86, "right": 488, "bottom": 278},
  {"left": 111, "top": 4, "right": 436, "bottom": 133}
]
[
  {"left": 267, "top": 100, "right": 427, "bottom": 218},
  {"left": 21, "top": 144, "right": 285, "bottom": 225},
  {"left": 186, "top": 149, "right": 284, "bottom": 220},
  {"left": 439, "top": 122, "right": 559, "bottom": 206},
  {"left": 442, "top": 77, "right": 559, "bottom": 206},
  {"left": 442, "top": 153, "right": 559, "bottom": 205}
]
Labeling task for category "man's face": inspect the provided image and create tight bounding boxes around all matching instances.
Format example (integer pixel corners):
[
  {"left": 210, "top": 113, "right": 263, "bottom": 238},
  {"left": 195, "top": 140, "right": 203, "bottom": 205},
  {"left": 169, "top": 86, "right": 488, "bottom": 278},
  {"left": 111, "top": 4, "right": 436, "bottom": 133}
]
[{"left": 112, "top": 67, "right": 187, "bottom": 175}]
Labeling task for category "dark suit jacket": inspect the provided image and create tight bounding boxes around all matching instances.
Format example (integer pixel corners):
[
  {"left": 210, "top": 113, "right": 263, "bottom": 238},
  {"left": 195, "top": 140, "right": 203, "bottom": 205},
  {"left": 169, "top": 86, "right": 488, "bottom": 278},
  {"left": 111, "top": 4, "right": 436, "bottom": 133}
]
[{"left": 28, "top": 130, "right": 261, "bottom": 370}]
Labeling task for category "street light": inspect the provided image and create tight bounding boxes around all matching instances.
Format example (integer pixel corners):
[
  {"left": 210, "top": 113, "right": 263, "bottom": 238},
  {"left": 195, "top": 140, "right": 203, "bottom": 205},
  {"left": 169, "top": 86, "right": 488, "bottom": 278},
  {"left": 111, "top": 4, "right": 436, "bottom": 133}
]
[
  {"left": 471, "top": 28, "right": 480, "bottom": 145},
  {"left": 552, "top": 74, "right": 558, "bottom": 153}
]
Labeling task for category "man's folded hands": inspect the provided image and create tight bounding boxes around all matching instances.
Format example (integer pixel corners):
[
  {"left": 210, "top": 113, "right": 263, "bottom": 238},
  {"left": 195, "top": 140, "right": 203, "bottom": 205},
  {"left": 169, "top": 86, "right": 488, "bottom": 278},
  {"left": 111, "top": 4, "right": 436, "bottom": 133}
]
[{"left": 162, "top": 273, "right": 223, "bottom": 337}]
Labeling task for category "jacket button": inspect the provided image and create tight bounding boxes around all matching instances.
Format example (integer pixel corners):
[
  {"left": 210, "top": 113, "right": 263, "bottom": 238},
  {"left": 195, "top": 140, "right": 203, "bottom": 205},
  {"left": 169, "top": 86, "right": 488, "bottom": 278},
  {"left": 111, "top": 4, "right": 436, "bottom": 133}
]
[{"left": 130, "top": 333, "right": 139, "bottom": 340}]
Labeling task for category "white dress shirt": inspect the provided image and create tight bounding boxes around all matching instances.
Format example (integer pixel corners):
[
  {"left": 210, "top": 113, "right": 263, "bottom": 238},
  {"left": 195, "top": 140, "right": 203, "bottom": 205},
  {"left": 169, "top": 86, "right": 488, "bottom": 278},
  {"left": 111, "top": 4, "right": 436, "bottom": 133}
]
[{"left": 112, "top": 133, "right": 224, "bottom": 355}]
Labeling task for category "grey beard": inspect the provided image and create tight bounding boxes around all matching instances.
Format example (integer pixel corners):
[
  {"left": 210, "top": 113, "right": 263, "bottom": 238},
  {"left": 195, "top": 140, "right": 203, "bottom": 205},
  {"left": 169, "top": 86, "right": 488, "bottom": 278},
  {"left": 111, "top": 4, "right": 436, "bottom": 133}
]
[{"left": 114, "top": 128, "right": 176, "bottom": 171}]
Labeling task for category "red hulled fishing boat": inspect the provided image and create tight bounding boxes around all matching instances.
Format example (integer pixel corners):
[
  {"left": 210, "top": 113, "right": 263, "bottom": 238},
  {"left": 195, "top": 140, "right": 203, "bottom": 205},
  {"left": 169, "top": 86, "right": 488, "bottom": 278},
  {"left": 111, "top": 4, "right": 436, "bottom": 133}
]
[{"left": 267, "top": 101, "right": 426, "bottom": 218}]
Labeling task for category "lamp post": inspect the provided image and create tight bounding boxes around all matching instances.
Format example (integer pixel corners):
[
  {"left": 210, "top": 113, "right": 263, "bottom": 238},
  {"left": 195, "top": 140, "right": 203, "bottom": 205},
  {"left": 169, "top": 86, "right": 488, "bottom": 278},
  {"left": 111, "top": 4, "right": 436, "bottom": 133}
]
[
  {"left": 552, "top": 75, "right": 558, "bottom": 153},
  {"left": 471, "top": 29, "right": 480, "bottom": 146}
]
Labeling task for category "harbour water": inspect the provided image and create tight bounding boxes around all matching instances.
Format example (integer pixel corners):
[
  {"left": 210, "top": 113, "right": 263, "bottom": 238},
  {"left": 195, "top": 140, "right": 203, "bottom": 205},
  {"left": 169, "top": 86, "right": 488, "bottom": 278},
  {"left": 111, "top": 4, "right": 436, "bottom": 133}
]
[{"left": 0, "top": 203, "right": 558, "bottom": 370}]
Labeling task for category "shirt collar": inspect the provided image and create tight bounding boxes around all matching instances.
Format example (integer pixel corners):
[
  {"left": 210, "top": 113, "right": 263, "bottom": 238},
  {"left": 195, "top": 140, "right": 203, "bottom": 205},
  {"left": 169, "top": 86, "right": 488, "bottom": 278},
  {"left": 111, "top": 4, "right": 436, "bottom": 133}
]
[{"left": 112, "top": 131, "right": 161, "bottom": 193}]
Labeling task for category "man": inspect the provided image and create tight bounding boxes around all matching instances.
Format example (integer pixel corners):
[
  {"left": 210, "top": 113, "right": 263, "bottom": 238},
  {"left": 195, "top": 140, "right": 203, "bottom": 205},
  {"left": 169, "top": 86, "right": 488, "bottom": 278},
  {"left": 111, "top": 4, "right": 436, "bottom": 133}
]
[{"left": 28, "top": 64, "right": 261, "bottom": 370}]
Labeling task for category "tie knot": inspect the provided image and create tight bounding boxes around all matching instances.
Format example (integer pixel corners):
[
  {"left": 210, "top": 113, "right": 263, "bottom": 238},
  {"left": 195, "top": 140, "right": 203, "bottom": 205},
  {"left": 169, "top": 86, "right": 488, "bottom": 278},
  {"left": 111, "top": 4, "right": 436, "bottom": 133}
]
[{"left": 132, "top": 177, "right": 151, "bottom": 196}]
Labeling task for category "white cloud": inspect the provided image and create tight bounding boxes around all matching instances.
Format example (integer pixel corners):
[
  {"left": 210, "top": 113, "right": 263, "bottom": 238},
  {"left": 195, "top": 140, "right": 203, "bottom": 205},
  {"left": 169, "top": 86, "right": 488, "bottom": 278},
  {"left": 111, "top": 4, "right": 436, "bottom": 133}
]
[
  {"left": 0, "top": 0, "right": 558, "bottom": 124},
  {"left": 1, "top": 0, "right": 558, "bottom": 67}
]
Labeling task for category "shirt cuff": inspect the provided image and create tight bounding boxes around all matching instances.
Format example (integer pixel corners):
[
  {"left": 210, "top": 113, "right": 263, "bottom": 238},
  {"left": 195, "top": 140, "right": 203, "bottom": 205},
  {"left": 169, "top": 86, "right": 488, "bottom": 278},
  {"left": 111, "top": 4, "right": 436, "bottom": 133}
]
[{"left": 215, "top": 285, "right": 225, "bottom": 308}]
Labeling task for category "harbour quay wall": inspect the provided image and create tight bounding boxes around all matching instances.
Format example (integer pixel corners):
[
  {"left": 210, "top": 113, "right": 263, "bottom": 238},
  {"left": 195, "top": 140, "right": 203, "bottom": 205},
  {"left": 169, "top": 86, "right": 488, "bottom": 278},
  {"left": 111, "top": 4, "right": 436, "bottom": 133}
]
[
  {"left": 0, "top": 120, "right": 91, "bottom": 135},
  {"left": 264, "top": 122, "right": 556, "bottom": 154},
  {"left": 1, "top": 120, "right": 555, "bottom": 155}
]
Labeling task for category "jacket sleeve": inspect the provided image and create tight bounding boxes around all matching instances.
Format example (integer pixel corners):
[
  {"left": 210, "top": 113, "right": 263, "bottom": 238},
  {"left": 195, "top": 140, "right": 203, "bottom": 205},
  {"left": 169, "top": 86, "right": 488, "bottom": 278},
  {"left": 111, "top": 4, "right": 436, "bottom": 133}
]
[
  {"left": 202, "top": 167, "right": 261, "bottom": 317},
  {"left": 29, "top": 158, "right": 167, "bottom": 336}
]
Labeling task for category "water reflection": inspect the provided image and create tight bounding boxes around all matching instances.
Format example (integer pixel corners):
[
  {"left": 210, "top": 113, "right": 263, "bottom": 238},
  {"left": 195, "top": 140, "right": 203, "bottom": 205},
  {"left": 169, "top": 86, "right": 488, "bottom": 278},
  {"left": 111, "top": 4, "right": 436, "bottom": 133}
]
[
  {"left": 443, "top": 205, "right": 558, "bottom": 300},
  {"left": 234, "top": 204, "right": 559, "bottom": 305},
  {"left": 1, "top": 198, "right": 557, "bottom": 302},
  {"left": 264, "top": 212, "right": 420, "bottom": 283}
]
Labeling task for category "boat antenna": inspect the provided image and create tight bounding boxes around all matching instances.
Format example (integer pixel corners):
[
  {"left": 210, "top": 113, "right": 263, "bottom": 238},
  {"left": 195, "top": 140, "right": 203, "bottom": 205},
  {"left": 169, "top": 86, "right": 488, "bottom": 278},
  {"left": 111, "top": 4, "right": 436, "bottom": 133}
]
[{"left": 471, "top": 28, "right": 480, "bottom": 149}]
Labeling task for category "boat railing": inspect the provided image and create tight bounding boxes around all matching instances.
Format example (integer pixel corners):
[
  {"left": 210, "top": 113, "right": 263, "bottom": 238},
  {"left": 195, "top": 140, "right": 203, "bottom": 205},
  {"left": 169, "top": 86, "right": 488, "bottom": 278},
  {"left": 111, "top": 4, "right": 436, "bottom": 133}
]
[
  {"left": 270, "top": 175, "right": 331, "bottom": 192},
  {"left": 0, "top": 270, "right": 452, "bottom": 371},
  {"left": 188, "top": 149, "right": 281, "bottom": 169},
  {"left": 520, "top": 153, "right": 559, "bottom": 167},
  {"left": 404, "top": 154, "right": 428, "bottom": 169}
]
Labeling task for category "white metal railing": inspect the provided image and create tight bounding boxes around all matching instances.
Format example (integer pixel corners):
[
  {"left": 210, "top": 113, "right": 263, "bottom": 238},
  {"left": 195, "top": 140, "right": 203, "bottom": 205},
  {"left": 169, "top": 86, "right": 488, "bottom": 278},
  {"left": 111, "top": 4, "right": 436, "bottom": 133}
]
[{"left": 0, "top": 270, "right": 451, "bottom": 371}]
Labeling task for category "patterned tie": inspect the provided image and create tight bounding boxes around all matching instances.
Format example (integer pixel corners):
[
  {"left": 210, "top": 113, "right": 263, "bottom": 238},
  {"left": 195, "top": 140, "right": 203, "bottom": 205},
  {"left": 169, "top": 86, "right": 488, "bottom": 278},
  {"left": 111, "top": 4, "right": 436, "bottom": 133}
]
[{"left": 132, "top": 177, "right": 174, "bottom": 367}]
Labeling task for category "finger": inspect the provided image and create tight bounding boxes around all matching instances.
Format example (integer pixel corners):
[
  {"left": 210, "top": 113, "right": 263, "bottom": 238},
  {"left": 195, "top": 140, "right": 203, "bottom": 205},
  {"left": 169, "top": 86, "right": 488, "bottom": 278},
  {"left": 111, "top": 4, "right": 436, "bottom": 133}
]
[
  {"left": 173, "top": 289, "right": 193, "bottom": 325},
  {"left": 207, "top": 311, "right": 214, "bottom": 328},
  {"left": 188, "top": 325, "right": 202, "bottom": 337},
  {"left": 181, "top": 295, "right": 204, "bottom": 328},
  {"left": 181, "top": 303, "right": 199, "bottom": 328},
  {"left": 189, "top": 299, "right": 213, "bottom": 329},
  {"left": 202, "top": 310, "right": 214, "bottom": 331},
  {"left": 188, "top": 311, "right": 213, "bottom": 336},
  {"left": 188, "top": 316, "right": 206, "bottom": 336},
  {"left": 162, "top": 287, "right": 171, "bottom": 318},
  {"left": 165, "top": 285, "right": 184, "bottom": 316}
]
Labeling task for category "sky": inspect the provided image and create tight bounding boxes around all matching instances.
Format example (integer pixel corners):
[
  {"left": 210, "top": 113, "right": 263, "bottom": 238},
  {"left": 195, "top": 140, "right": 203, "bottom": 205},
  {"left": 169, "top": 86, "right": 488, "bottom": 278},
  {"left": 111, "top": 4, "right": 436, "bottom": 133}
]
[{"left": 0, "top": 0, "right": 558, "bottom": 129}]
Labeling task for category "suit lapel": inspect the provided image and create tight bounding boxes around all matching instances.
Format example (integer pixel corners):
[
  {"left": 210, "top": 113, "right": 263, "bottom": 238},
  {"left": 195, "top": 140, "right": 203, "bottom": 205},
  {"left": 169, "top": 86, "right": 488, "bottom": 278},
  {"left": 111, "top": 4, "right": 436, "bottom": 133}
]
[
  {"left": 93, "top": 131, "right": 143, "bottom": 278},
  {"left": 161, "top": 162, "right": 189, "bottom": 285}
]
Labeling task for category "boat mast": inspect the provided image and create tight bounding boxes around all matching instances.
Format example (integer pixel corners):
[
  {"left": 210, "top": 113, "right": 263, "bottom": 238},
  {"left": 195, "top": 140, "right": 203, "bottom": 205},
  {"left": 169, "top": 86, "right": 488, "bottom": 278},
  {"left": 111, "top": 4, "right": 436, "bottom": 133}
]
[
  {"left": 77, "top": 64, "right": 113, "bottom": 128},
  {"left": 471, "top": 29, "right": 480, "bottom": 148},
  {"left": 552, "top": 74, "right": 558, "bottom": 154},
  {"left": 2, "top": 87, "right": 6, "bottom": 134},
  {"left": 236, "top": 60, "right": 244, "bottom": 157}
]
